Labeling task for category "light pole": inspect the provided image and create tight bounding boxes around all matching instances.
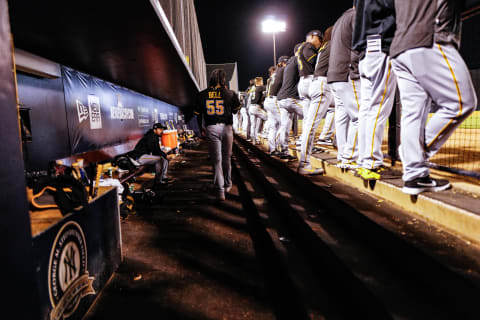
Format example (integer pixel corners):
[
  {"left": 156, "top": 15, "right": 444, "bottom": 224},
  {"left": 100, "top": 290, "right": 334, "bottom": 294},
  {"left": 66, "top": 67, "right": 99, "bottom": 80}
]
[{"left": 262, "top": 19, "right": 286, "bottom": 66}]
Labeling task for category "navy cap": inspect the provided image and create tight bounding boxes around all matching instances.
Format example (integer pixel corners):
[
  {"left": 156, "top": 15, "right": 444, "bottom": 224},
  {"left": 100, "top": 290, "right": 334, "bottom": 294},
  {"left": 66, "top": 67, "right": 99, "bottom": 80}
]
[
  {"left": 307, "top": 30, "right": 323, "bottom": 38},
  {"left": 278, "top": 56, "right": 289, "bottom": 64},
  {"left": 153, "top": 123, "right": 167, "bottom": 130}
]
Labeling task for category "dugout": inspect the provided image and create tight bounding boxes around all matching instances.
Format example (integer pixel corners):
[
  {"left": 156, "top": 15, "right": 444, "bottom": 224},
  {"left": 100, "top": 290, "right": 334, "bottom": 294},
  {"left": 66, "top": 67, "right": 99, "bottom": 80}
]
[{"left": 1, "top": 0, "right": 204, "bottom": 319}]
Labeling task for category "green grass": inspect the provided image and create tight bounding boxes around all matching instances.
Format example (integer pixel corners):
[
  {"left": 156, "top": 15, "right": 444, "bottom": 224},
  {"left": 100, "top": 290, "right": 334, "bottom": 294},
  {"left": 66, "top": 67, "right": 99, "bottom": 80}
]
[{"left": 459, "top": 111, "right": 480, "bottom": 129}]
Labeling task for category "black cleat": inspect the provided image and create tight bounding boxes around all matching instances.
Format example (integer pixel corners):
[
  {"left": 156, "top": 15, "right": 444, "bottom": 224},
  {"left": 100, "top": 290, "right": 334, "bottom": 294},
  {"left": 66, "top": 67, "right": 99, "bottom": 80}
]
[{"left": 402, "top": 176, "right": 451, "bottom": 195}]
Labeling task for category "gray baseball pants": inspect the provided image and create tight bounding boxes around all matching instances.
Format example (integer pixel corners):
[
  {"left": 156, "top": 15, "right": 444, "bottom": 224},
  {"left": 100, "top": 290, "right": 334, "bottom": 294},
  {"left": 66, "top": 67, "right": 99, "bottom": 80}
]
[
  {"left": 264, "top": 96, "right": 282, "bottom": 152},
  {"left": 138, "top": 155, "right": 168, "bottom": 183},
  {"left": 331, "top": 78, "right": 361, "bottom": 163},
  {"left": 358, "top": 52, "right": 397, "bottom": 169},
  {"left": 319, "top": 106, "right": 335, "bottom": 140},
  {"left": 248, "top": 104, "right": 268, "bottom": 143},
  {"left": 300, "top": 76, "right": 333, "bottom": 166},
  {"left": 278, "top": 97, "right": 305, "bottom": 154},
  {"left": 206, "top": 123, "right": 234, "bottom": 193},
  {"left": 391, "top": 43, "right": 477, "bottom": 182}
]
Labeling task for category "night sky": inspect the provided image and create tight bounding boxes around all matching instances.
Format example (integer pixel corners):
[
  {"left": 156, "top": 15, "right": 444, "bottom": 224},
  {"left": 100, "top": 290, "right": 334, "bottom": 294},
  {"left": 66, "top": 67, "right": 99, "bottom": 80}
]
[{"left": 195, "top": 0, "right": 354, "bottom": 90}]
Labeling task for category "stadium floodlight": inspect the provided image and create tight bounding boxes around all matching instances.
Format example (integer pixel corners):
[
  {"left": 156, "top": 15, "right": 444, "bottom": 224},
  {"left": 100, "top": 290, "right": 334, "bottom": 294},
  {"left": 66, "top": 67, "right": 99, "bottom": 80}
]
[
  {"left": 262, "top": 18, "right": 286, "bottom": 65},
  {"left": 262, "top": 19, "right": 286, "bottom": 33}
]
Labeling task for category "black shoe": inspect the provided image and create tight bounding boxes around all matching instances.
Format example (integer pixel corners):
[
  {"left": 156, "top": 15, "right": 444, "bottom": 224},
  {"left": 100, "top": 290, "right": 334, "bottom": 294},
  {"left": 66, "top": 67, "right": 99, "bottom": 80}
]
[
  {"left": 285, "top": 155, "right": 297, "bottom": 162},
  {"left": 403, "top": 176, "right": 451, "bottom": 195}
]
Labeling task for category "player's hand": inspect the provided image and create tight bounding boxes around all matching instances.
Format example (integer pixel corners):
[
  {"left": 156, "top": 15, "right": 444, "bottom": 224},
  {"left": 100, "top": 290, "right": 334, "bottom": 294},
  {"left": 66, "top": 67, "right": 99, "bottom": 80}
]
[{"left": 201, "top": 129, "right": 206, "bottom": 137}]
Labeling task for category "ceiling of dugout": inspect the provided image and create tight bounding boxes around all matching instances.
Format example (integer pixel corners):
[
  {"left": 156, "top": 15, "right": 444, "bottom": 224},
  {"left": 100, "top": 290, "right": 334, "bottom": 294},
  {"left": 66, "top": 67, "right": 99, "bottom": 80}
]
[{"left": 8, "top": 0, "right": 199, "bottom": 109}]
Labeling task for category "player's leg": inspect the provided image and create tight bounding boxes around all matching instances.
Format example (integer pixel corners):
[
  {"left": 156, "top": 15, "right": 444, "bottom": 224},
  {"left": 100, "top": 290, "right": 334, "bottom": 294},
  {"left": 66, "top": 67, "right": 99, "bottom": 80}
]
[
  {"left": 333, "top": 80, "right": 360, "bottom": 166},
  {"left": 319, "top": 106, "right": 335, "bottom": 142},
  {"left": 272, "top": 98, "right": 282, "bottom": 151},
  {"left": 206, "top": 124, "right": 225, "bottom": 198},
  {"left": 364, "top": 55, "right": 396, "bottom": 170},
  {"left": 222, "top": 124, "right": 234, "bottom": 193},
  {"left": 419, "top": 44, "right": 477, "bottom": 158},
  {"left": 299, "top": 77, "right": 330, "bottom": 172},
  {"left": 358, "top": 57, "right": 373, "bottom": 170},
  {"left": 391, "top": 53, "right": 433, "bottom": 184},
  {"left": 331, "top": 83, "right": 349, "bottom": 164},
  {"left": 248, "top": 104, "right": 257, "bottom": 142}
]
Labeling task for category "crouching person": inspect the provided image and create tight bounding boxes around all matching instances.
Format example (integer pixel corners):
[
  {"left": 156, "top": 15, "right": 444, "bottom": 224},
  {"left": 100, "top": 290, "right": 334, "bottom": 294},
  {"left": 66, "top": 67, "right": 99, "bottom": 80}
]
[
  {"left": 195, "top": 69, "right": 241, "bottom": 201},
  {"left": 129, "top": 123, "right": 171, "bottom": 187}
]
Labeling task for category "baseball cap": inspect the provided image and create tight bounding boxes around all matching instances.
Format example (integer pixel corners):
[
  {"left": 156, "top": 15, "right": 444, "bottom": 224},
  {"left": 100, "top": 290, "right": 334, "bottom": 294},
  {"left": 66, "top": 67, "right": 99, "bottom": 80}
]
[
  {"left": 153, "top": 123, "right": 167, "bottom": 130},
  {"left": 307, "top": 30, "right": 323, "bottom": 38},
  {"left": 278, "top": 56, "right": 289, "bottom": 64}
]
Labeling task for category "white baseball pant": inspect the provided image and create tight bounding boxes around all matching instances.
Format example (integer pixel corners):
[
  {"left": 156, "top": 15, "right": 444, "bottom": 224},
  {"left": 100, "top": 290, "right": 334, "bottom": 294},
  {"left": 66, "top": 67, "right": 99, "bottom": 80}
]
[
  {"left": 391, "top": 43, "right": 477, "bottom": 182},
  {"left": 248, "top": 104, "right": 268, "bottom": 143},
  {"left": 331, "top": 78, "right": 361, "bottom": 163},
  {"left": 358, "top": 52, "right": 397, "bottom": 169},
  {"left": 300, "top": 76, "right": 333, "bottom": 166},
  {"left": 278, "top": 97, "right": 305, "bottom": 154},
  {"left": 319, "top": 106, "right": 335, "bottom": 140},
  {"left": 264, "top": 96, "right": 282, "bottom": 152}
]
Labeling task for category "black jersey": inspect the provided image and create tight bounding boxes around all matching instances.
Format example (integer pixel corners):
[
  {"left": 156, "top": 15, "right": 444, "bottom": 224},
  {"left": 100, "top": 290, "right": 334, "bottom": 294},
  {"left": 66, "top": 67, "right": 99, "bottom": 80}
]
[
  {"left": 297, "top": 42, "right": 318, "bottom": 77},
  {"left": 269, "top": 66, "right": 285, "bottom": 97},
  {"left": 277, "top": 56, "right": 300, "bottom": 100},
  {"left": 195, "top": 87, "right": 240, "bottom": 126},
  {"left": 251, "top": 85, "right": 265, "bottom": 105},
  {"left": 314, "top": 42, "right": 331, "bottom": 77}
]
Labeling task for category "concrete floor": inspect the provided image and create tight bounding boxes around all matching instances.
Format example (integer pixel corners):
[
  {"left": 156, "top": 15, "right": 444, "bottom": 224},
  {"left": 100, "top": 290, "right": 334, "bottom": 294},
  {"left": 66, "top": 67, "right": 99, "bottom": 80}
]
[{"left": 84, "top": 145, "right": 275, "bottom": 320}]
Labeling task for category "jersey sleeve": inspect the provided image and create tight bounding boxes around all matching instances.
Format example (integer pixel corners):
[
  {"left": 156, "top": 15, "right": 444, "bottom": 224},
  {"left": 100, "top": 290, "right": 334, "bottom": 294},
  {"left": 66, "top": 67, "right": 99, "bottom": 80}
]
[{"left": 304, "top": 44, "right": 318, "bottom": 63}]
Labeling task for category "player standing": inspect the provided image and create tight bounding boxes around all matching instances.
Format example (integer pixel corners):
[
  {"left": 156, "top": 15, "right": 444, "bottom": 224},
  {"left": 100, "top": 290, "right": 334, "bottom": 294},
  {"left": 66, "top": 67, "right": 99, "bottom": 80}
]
[
  {"left": 299, "top": 27, "right": 333, "bottom": 175},
  {"left": 264, "top": 59, "right": 287, "bottom": 155},
  {"left": 195, "top": 69, "right": 241, "bottom": 201},
  {"left": 277, "top": 45, "right": 306, "bottom": 162},
  {"left": 328, "top": 6, "right": 361, "bottom": 169},
  {"left": 248, "top": 77, "right": 267, "bottom": 144},
  {"left": 390, "top": 0, "right": 477, "bottom": 194},
  {"left": 352, "top": 0, "right": 397, "bottom": 180}
]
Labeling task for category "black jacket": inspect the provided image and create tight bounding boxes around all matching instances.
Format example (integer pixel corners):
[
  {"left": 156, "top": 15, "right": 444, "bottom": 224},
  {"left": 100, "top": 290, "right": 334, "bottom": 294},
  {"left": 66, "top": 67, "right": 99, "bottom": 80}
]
[
  {"left": 327, "top": 8, "right": 360, "bottom": 83},
  {"left": 352, "top": 0, "right": 396, "bottom": 57},
  {"left": 277, "top": 56, "right": 300, "bottom": 100},
  {"left": 390, "top": 0, "right": 465, "bottom": 58},
  {"left": 130, "top": 130, "right": 167, "bottom": 159}
]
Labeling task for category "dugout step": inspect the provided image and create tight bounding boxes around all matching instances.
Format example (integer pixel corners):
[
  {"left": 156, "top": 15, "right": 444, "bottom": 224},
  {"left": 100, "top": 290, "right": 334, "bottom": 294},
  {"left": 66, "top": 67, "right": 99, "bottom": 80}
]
[{"left": 249, "top": 135, "right": 480, "bottom": 245}]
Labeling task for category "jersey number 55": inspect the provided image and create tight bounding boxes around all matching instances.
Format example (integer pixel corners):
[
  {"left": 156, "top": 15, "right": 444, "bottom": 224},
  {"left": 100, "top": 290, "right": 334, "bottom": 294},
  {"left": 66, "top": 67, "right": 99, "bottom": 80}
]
[{"left": 206, "top": 100, "right": 224, "bottom": 115}]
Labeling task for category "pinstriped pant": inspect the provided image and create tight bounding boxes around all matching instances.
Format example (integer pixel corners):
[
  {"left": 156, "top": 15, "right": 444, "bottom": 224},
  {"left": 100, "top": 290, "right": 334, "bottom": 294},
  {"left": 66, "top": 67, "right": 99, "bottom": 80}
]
[
  {"left": 358, "top": 52, "right": 397, "bottom": 169},
  {"left": 391, "top": 44, "right": 477, "bottom": 182},
  {"left": 300, "top": 76, "right": 332, "bottom": 166}
]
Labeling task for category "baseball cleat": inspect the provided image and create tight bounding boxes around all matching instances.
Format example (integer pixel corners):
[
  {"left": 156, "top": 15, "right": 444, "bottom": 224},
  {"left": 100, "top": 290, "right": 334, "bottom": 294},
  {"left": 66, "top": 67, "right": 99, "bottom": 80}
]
[
  {"left": 280, "top": 154, "right": 297, "bottom": 162},
  {"left": 344, "top": 161, "right": 358, "bottom": 169},
  {"left": 359, "top": 168, "right": 381, "bottom": 181},
  {"left": 402, "top": 176, "right": 451, "bottom": 195},
  {"left": 317, "top": 138, "right": 334, "bottom": 146},
  {"left": 298, "top": 165, "right": 324, "bottom": 175}
]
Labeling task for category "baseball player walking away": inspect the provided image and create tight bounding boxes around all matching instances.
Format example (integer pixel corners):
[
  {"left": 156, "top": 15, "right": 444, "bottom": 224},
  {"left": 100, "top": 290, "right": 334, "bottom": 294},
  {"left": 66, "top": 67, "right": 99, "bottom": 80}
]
[
  {"left": 352, "top": 0, "right": 397, "bottom": 180},
  {"left": 195, "top": 69, "right": 241, "bottom": 201},
  {"left": 328, "top": 6, "right": 361, "bottom": 169},
  {"left": 248, "top": 77, "right": 267, "bottom": 144},
  {"left": 264, "top": 58, "right": 289, "bottom": 155},
  {"left": 277, "top": 46, "right": 306, "bottom": 162},
  {"left": 299, "top": 27, "right": 334, "bottom": 175},
  {"left": 390, "top": 0, "right": 477, "bottom": 195}
]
